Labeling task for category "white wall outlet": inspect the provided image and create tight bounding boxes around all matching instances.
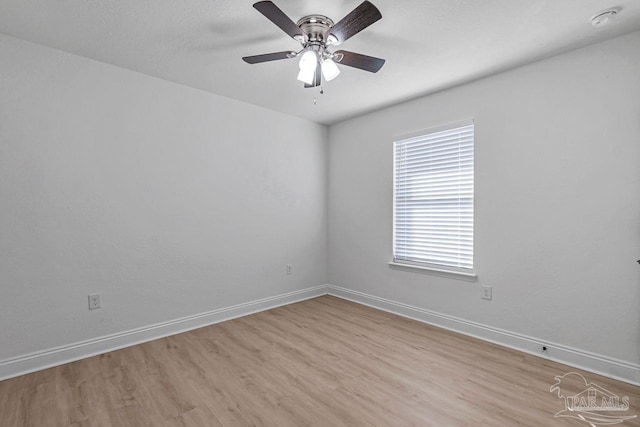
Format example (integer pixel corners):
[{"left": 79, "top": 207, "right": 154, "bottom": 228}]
[
  {"left": 286, "top": 264, "right": 293, "bottom": 275},
  {"left": 481, "top": 285, "right": 492, "bottom": 300},
  {"left": 88, "top": 293, "right": 101, "bottom": 310}
]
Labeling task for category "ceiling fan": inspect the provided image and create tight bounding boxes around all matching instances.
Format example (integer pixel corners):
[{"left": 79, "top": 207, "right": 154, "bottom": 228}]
[{"left": 242, "top": 1, "right": 385, "bottom": 88}]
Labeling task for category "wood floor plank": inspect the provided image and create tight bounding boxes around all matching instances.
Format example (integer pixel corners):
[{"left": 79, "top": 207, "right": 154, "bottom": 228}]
[{"left": 1, "top": 295, "right": 638, "bottom": 426}]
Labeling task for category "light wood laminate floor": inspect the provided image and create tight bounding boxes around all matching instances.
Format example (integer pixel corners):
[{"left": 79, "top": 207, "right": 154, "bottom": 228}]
[{"left": 1, "top": 295, "right": 638, "bottom": 426}]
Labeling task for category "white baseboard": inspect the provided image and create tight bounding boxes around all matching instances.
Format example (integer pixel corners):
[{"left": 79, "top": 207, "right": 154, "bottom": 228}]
[
  {"left": 3, "top": 284, "right": 638, "bottom": 387},
  {"left": 328, "top": 285, "right": 640, "bottom": 387},
  {"left": 0, "top": 285, "right": 328, "bottom": 381}
]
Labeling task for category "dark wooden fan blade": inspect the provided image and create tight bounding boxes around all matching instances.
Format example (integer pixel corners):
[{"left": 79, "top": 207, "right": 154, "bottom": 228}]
[
  {"left": 328, "top": 1, "right": 382, "bottom": 45},
  {"left": 242, "top": 51, "right": 296, "bottom": 64},
  {"left": 334, "top": 50, "right": 385, "bottom": 73},
  {"left": 253, "top": 1, "right": 303, "bottom": 40},
  {"left": 304, "top": 63, "right": 322, "bottom": 88}
]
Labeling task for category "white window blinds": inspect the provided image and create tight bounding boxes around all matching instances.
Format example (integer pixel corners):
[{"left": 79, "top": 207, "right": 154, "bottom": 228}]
[{"left": 393, "top": 122, "right": 474, "bottom": 271}]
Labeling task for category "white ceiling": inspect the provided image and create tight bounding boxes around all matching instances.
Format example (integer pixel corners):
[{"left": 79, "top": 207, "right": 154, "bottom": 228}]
[{"left": 1, "top": 0, "right": 640, "bottom": 124}]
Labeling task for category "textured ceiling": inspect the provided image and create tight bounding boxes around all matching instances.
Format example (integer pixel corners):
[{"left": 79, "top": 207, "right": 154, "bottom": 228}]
[{"left": 1, "top": 0, "right": 640, "bottom": 124}]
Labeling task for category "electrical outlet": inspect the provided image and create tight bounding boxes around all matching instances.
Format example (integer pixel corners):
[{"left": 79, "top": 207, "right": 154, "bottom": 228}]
[
  {"left": 286, "top": 264, "right": 293, "bottom": 275},
  {"left": 88, "top": 293, "right": 101, "bottom": 310},
  {"left": 481, "top": 285, "right": 492, "bottom": 300}
]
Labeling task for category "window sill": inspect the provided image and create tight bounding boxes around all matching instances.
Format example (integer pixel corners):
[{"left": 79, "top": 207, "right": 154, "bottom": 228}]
[{"left": 387, "top": 261, "right": 477, "bottom": 282}]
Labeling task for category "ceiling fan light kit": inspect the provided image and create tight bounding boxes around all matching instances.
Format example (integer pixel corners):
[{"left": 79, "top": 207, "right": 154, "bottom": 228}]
[{"left": 242, "top": 1, "right": 385, "bottom": 88}]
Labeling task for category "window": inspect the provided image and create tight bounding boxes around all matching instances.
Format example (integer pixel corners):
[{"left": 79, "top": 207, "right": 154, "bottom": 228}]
[{"left": 393, "top": 121, "right": 474, "bottom": 273}]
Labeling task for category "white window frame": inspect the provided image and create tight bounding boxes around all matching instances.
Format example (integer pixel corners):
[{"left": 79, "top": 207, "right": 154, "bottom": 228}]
[{"left": 390, "top": 120, "right": 476, "bottom": 280}]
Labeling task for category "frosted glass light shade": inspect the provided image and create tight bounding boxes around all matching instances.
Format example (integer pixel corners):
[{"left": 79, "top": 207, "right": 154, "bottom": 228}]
[
  {"left": 297, "top": 67, "right": 316, "bottom": 85},
  {"left": 298, "top": 50, "right": 317, "bottom": 71},
  {"left": 297, "top": 50, "right": 318, "bottom": 84},
  {"left": 321, "top": 58, "right": 340, "bottom": 81}
]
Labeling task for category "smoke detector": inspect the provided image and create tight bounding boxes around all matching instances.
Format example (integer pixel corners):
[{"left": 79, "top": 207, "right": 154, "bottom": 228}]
[{"left": 590, "top": 7, "right": 621, "bottom": 27}]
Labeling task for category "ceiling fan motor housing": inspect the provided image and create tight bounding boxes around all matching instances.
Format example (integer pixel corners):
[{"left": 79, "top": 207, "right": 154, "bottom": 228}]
[{"left": 297, "top": 15, "right": 335, "bottom": 44}]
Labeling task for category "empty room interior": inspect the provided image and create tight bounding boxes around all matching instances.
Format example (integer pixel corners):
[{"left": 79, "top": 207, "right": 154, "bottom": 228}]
[{"left": 1, "top": 0, "right": 640, "bottom": 425}]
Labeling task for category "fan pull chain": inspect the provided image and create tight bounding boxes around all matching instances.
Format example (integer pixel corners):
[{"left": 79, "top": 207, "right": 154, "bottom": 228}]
[{"left": 313, "top": 86, "right": 325, "bottom": 105}]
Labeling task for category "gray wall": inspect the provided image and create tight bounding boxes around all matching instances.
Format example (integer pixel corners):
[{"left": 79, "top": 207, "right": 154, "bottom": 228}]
[
  {"left": 0, "top": 34, "right": 328, "bottom": 360},
  {"left": 328, "top": 31, "right": 640, "bottom": 366},
  {"left": 2, "top": 29, "right": 639, "bottom": 373}
]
